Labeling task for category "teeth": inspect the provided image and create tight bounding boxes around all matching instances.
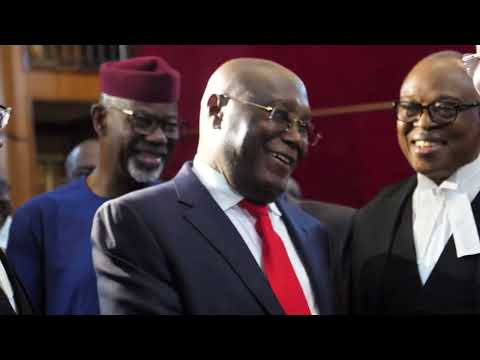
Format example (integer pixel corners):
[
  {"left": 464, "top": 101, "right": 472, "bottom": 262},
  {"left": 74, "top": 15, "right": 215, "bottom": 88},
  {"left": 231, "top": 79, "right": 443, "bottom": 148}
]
[
  {"left": 415, "top": 140, "right": 435, "bottom": 148},
  {"left": 272, "top": 152, "right": 291, "bottom": 164}
]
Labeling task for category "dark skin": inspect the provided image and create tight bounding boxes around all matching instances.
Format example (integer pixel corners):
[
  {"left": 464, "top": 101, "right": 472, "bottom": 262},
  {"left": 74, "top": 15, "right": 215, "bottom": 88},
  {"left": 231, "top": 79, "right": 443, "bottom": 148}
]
[
  {"left": 87, "top": 97, "right": 178, "bottom": 198},
  {"left": 398, "top": 52, "right": 480, "bottom": 185},
  {"left": 65, "top": 139, "right": 99, "bottom": 180},
  {"left": 198, "top": 58, "right": 310, "bottom": 204}
]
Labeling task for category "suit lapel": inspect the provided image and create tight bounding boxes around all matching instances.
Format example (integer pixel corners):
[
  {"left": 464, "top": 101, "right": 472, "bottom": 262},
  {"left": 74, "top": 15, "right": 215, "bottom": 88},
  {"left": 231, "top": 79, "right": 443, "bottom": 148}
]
[
  {"left": 374, "top": 178, "right": 417, "bottom": 257},
  {"left": 392, "top": 196, "right": 423, "bottom": 288},
  {"left": 0, "top": 250, "right": 32, "bottom": 315},
  {"left": 276, "top": 195, "right": 334, "bottom": 314},
  {"left": 470, "top": 193, "right": 480, "bottom": 314},
  {"left": 174, "top": 163, "right": 284, "bottom": 315},
  {"left": 368, "top": 177, "right": 418, "bottom": 308}
]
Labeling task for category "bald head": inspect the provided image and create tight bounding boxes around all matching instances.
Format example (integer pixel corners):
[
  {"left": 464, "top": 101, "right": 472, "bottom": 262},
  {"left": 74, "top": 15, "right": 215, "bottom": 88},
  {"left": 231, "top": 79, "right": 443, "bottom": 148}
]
[
  {"left": 198, "top": 58, "right": 309, "bottom": 152},
  {"left": 201, "top": 58, "right": 307, "bottom": 107},
  {"left": 197, "top": 57, "right": 311, "bottom": 203},
  {"left": 401, "top": 51, "right": 480, "bottom": 102},
  {"left": 65, "top": 139, "right": 100, "bottom": 181}
]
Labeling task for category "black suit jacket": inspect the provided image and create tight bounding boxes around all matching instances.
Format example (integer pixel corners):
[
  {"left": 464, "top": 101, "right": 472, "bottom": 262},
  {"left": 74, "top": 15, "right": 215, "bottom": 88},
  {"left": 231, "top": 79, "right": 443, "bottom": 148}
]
[
  {"left": 299, "top": 200, "right": 356, "bottom": 247},
  {"left": 92, "top": 162, "right": 334, "bottom": 315},
  {"left": 0, "top": 250, "right": 33, "bottom": 315},
  {"left": 347, "top": 176, "right": 419, "bottom": 314},
  {"left": 298, "top": 200, "right": 356, "bottom": 313}
]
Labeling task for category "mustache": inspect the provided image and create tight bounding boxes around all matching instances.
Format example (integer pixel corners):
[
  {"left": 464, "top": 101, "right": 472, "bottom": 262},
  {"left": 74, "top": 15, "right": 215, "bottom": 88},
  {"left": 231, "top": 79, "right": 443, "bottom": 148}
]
[{"left": 131, "top": 141, "right": 167, "bottom": 156}]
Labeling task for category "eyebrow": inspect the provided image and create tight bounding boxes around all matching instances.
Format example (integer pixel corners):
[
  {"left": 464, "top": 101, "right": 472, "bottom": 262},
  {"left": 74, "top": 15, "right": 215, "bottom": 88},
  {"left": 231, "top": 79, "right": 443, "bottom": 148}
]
[
  {"left": 268, "top": 98, "right": 308, "bottom": 107},
  {"left": 434, "top": 96, "right": 463, "bottom": 103},
  {"left": 133, "top": 109, "right": 178, "bottom": 120},
  {"left": 399, "top": 96, "right": 464, "bottom": 104}
]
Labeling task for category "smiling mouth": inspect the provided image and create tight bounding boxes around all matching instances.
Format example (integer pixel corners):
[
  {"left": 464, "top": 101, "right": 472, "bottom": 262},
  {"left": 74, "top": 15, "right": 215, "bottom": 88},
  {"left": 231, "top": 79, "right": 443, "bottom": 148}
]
[
  {"left": 412, "top": 139, "right": 446, "bottom": 147},
  {"left": 134, "top": 152, "right": 165, "bottom": 167},
  {"left": 270, "top": 152, "right": 295, "bottom": 166},
  {"left": 410, "top": 139, "right": 447, "bottom": 155}
]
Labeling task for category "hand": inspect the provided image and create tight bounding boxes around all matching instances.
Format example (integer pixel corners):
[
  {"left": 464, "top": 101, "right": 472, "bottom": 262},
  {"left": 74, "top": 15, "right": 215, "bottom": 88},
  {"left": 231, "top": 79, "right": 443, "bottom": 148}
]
[
  {"left": 475, "top": 46, "right": 480, "bottom": 95},
  {"left": 464, "top": 46, "right": 480, "bottom": 95}
]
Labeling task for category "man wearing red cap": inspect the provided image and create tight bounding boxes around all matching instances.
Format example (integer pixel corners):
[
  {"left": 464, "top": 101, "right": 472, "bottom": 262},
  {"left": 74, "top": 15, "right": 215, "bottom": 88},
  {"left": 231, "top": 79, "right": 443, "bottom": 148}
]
[
  {"left": 92, "top": 58, "right": 334, "bottom": 315},
  {"left": 7, "top": 56, "right": 181, "bottom": 315}
]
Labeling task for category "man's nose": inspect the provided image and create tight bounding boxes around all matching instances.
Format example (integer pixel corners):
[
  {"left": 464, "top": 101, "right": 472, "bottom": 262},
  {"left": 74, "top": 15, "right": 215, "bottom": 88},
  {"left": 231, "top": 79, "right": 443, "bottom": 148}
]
[
  {"left": 413, "top": 109, "right": 437, "bottom": 129},
  {"left": 281, "top": 124, "right": 307, "bottom": 157},
  {"left": 144, "top": 126, "right": 168, "bottom": 144}
]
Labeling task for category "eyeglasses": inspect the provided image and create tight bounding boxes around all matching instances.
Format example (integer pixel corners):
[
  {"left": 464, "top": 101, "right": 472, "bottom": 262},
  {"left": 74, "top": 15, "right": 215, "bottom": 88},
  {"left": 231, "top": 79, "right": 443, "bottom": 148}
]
[
  {"left": 221, "top": 94, "right": 321, "bottom": 146},
  {"left": 0, "top": 105, "right": 12, "bottom": 129},
  {"left": 393, "top": 100, "right": 480, "bottom": 125},
  {"left": 107, "top": 105, "right": 182, "bottom": 139}
]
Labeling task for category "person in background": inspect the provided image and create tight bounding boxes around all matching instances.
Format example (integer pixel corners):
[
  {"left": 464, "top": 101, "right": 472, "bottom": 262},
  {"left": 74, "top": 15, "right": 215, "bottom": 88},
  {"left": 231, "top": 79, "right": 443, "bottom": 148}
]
[
  {"left": 64, "top": 138, "right": 100, "bottom": 181},
  {"left": 7, "top": 56, "right": 181, "bottom": 314},
  {"left": 285, "top": 177, "right": 302, "bottom": 200}
]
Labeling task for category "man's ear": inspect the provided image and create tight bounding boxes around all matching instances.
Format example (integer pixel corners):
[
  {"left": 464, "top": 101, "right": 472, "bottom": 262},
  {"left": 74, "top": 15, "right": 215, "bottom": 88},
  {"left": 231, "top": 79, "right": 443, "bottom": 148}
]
[
  {"left": 91, "top": 104, "right": 107, "bottom": 136},
  {"left": 207, "top": 94, "right": 225, "bottom": 129}
]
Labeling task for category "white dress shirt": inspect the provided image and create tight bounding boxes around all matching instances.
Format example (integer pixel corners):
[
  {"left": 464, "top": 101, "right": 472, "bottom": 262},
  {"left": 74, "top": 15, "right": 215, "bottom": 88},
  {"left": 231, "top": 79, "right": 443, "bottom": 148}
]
[
  {"left": 413, "top": 154, "right": 480, "bottom": 285},
  {"left": 0, "top": 215, "right": 12, "bottom": 251},
  {"left": 192, "top": 156, "right": 319, "bottom": 314},
  {"left": 0, "top": 216, "right": 16, "bottom": 312},
  {"left": 0, "top": 257, "right": 16, "bottom": 313}
]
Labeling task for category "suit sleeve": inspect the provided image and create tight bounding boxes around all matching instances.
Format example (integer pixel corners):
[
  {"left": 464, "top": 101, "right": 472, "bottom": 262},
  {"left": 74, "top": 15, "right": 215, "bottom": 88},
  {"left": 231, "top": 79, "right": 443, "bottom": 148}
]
[
  {"left": 6, "top": 205, "right": 43, "bottom": 313},
  {"left": 338, "top": 225, "right": 353, "bottom": 314},
  {"left": 91, "top": 200, "right": 183, "bottom": 314}
]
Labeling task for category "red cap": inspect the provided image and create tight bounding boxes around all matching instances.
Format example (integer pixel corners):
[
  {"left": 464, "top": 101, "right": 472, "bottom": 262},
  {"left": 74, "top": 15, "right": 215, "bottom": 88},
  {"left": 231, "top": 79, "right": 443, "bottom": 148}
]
[{"left": 100, "top": 56, "right": 180, "bottom": 103}]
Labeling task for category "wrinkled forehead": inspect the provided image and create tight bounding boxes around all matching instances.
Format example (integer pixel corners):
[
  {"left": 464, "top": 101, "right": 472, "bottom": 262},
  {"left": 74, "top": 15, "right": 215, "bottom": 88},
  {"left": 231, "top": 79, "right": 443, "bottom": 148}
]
[
  {"left": 236, "top": 71, "right": 310, "bottom": 108},
  {"left": 101, "top": 93, "right": 178, "bottom": 116},
  {"left": 401, "top": 60, "right": 479, "bottom": 102}
]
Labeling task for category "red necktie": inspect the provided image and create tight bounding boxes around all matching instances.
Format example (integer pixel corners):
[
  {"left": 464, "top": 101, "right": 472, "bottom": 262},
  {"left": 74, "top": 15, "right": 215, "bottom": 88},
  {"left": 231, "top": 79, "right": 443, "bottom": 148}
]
[{"left": 239, "top": 199, "right": 311, "bottom": 315}]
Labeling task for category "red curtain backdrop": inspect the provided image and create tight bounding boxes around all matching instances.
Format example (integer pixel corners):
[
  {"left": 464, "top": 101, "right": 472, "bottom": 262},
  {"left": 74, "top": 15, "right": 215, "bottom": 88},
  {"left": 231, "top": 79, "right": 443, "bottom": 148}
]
[{"left": 135, "top": 45, "right": 474, "bottom": 208}]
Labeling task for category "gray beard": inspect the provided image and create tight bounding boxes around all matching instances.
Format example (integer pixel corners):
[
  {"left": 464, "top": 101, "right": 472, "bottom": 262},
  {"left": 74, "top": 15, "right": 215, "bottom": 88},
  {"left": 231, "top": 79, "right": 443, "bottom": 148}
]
[{"left": 127, "top": 157, "right": 164, "bottom": 183}]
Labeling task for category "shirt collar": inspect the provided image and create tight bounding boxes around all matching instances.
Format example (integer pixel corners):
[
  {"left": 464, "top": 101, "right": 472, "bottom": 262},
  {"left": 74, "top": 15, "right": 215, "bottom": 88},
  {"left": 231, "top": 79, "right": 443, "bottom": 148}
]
[
  {"left": 192, "top": 155, "right": 282, "bottom": 216},
  {"left": 414, "top": 153, "right": 480, "bottom": 258},
  {"left": 0, "top": 216, "right": 11, "bottom": 234},
  {"left": 416, "top": 153, "right": 480, "bottom": 201}
]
